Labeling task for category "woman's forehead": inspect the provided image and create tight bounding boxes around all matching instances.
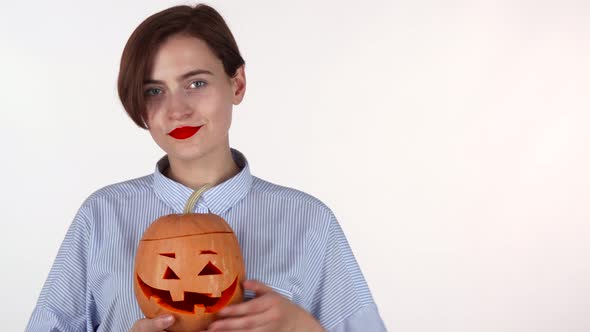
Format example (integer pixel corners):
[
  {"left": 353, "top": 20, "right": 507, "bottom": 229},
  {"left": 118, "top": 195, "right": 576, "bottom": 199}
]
[{"left": 149, "top": 35, "right": 223, "bottom": 80}]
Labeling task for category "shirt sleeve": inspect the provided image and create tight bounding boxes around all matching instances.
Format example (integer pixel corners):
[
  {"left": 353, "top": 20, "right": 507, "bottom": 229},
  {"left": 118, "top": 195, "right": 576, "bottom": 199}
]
[
  {"left": 327, "top": 304, "right": 388, "bottom": 332},
  {"left": 308, "top": 214, "right": 387, "bottom": 331},
  {"left": 26, "top": 203, "right": 96, "bottom": 332}
]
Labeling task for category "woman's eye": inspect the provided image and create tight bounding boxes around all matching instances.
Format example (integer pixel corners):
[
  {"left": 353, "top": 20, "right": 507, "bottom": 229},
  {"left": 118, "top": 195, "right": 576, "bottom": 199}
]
[
  {"left": 145, "top": 88, "right": 163, "bottom": 96},
  {"left": 189, "top": 80, "right": 206, "bottom": 89}
]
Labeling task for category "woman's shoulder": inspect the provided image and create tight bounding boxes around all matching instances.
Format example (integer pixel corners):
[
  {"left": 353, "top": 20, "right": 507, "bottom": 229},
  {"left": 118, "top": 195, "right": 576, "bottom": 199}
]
[
  {"left": 249, "top": 176, "right": 336, "bottom": 220},
  {"left": 63, "top": 174, "right": 156, "bottom": 230},
  {"left": 81, "top": 174, "right": 154, "bottom": 208}
]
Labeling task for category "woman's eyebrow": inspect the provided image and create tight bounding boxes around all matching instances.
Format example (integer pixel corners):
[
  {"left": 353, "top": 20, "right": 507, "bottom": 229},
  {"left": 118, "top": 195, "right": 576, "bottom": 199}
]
[{"left": 143, "top": 69, "right": 214, "bottom": 85}]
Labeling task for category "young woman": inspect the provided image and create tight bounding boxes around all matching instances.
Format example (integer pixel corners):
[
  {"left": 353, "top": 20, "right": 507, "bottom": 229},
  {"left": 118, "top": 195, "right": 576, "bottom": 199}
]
[{"left": 27, "top": 4, "right": 386, "bottom": 332}]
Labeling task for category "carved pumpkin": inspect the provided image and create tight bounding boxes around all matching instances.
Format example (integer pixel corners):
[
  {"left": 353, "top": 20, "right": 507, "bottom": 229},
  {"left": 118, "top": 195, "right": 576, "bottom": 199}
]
[{"left": 134, "top": 185, "right": 245, "bottom": 331}]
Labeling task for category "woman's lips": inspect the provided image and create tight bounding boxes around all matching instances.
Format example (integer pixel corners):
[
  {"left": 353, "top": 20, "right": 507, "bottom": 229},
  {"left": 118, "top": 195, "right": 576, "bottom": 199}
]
[{"left": 168, "top": 126, "right": 202, "bottom": 139}]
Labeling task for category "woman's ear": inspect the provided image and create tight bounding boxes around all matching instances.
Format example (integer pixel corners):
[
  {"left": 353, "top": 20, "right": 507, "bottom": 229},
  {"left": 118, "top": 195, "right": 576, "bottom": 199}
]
[{"left": 231, "top": 65, "right": 246, "bottom": 105}]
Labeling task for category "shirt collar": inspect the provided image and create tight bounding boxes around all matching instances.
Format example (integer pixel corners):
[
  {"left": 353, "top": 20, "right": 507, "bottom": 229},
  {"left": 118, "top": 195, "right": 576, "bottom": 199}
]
[{"left": 152, "top": 148, "right": 253, "bottom": 215}]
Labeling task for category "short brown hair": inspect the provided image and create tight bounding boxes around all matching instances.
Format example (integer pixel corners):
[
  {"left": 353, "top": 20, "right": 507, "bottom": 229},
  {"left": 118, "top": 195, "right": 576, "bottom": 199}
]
[{"left": 117, "top": 4, "right": 245, "bottom": 129}]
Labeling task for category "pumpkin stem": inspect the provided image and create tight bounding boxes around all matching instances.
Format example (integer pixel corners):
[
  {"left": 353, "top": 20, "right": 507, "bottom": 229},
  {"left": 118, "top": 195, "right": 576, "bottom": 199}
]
[{"left": 183, "top": 184, "right": 212, "bottom": 214}]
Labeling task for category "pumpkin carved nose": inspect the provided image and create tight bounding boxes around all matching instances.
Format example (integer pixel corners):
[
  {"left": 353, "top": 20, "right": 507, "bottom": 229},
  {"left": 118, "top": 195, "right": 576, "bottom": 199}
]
[{"left": 198, "top": 261, "right": 222, "bottom": 276}]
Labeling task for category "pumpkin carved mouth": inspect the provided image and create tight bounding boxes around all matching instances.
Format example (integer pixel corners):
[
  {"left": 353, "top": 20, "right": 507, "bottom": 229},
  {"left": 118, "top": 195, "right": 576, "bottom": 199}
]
[{"left": 137, "top": 275, "right": 238, "bottom": 314}]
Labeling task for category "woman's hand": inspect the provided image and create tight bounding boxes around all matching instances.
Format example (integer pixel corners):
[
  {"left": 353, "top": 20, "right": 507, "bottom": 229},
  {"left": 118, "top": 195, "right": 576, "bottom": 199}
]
[
  {"left": 207, "top": 280, "right": 325, "bottom": 332},
  {"left": 130, "top": 314, "right": 175, "bottom": 332}
]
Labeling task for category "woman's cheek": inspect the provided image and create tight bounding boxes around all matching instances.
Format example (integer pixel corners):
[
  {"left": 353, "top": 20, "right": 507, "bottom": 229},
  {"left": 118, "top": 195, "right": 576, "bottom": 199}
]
[{"left": 146, "top": 96, "right": 165, "bottom": 113}]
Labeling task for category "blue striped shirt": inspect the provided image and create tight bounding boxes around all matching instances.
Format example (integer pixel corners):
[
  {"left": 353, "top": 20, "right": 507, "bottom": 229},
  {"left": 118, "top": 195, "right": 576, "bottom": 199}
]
[{"left": 27, "top": 149, "right": 386, "bottom": 331}]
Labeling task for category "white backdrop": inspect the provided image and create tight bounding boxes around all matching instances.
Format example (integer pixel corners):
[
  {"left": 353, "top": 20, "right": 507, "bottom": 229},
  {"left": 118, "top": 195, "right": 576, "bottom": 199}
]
[{"left": 1, "top": 0, "right": 589, "bottom": 331}]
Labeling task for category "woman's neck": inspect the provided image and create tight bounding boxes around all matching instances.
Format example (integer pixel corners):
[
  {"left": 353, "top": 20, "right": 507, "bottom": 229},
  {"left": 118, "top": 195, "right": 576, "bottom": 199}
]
[{"left": 164, "top": 147, "right": 240, "bottom": 190}]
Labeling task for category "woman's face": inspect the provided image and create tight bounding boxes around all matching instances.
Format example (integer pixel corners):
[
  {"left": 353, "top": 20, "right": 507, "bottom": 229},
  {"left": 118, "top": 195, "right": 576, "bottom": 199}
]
[{"left": 144, "top": 34, "right": 245, "bottom": 164}]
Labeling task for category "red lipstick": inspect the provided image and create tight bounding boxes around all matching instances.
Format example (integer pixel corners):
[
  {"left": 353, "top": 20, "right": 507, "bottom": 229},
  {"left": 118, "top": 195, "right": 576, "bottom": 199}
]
[{"left": 168, "top": 126, "right": 202, "bottom": 139}]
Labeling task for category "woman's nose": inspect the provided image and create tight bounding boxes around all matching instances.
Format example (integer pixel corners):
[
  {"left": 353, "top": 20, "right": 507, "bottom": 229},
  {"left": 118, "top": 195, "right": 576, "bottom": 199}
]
[{"left": 165, "top": 90, "right": 193, "bottom": 120}]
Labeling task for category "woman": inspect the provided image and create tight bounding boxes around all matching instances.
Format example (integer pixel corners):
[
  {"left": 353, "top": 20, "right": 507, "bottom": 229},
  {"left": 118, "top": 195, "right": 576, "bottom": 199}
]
[{"left": 27, "top": 4, "right": 386, "bottom": 332}]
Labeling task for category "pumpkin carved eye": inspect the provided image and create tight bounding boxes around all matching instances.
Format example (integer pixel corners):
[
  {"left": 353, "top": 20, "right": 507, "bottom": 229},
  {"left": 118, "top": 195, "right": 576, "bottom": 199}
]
[
  {"left": 198, "top": 261, "right": 222, "bottom": 276},
  {"left": 163, "top": 266, "right": 180, "bottom": 279}
]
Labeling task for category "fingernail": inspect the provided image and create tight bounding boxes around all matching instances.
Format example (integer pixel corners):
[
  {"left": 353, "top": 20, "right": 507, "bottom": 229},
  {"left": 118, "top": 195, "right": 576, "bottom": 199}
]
[{"left": 158, "top": 315, "right": 174, "bottom": 324}]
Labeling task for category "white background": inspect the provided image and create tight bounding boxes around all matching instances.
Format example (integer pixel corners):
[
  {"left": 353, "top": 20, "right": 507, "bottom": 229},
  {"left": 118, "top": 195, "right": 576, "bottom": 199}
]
[{"left": 1, "top": 0, "right": 589, "bottom": 331}]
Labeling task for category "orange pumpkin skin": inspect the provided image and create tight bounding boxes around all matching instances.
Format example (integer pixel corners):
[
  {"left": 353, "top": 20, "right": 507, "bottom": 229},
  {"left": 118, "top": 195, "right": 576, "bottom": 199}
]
[{"left": 134, "top": 213, "right": 245, "bottom": 332}]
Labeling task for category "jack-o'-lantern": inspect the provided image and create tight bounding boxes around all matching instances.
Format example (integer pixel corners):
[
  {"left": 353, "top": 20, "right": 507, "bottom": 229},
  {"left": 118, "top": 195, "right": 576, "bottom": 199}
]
[{"left": 134, "top": 185, "right": 245, "bottom": 331}]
